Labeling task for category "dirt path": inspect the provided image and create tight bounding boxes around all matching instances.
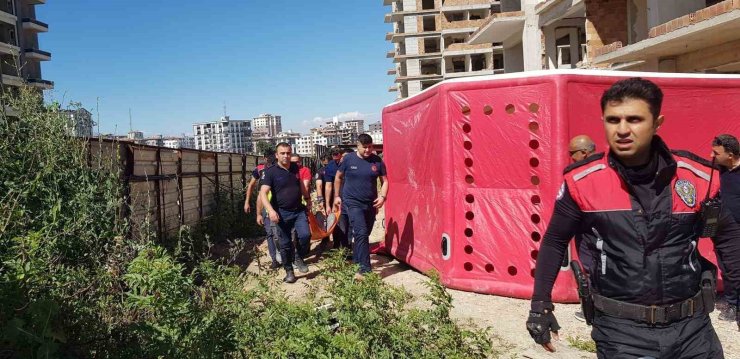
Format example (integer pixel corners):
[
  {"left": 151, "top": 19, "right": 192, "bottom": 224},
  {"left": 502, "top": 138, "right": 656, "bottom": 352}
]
[{"left": 243, "top": 209, "right": 740, "bottom": 358}]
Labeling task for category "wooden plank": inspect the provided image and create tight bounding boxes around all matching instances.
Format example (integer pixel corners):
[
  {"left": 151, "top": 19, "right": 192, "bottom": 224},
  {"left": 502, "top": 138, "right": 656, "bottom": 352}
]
[
  {"left": 154, "top": 148, "right": 163, "bottom": 240},
  {"left": 134, "top": 163, "right": 158, "bottom": 177}
]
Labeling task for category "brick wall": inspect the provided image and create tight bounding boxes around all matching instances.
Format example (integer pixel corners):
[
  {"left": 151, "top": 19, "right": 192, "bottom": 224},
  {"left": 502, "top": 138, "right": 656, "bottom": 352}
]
[{"left": 584, "top": 0, "right": 628, "bottom": 61}]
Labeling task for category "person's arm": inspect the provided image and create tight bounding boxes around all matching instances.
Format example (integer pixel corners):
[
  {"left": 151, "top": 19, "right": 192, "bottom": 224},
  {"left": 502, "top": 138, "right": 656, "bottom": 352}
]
[
  {"left": 333, "top": 170, "right": 344, "bottom": 210},
  {"left": 256, "top": 192, "right": 265, "bottom": 225},
  {"left": 374, "top": 175, "right": 388, "bottom": 209},
  {"left": 315, "top": 179, "right": 324, "bottom": 209},
  {"left": 259, "top": 184, "right": 278, "bottom": 223},
  {"left": 527, "top": 183, "right": 583, "bottom": 353},
  {"left": 244, "top": 177, "right": 257, "bottom": 213},
  {"left": 300, "top": 178, "right": 312, "bottom": 210},
  {"left": 324, "top": 180, "right": 334, "bottom": 213}
]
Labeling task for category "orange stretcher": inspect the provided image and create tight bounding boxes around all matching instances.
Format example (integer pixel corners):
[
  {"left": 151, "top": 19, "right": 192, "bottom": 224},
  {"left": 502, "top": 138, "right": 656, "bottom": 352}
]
[{"left": 307, "top": 207, "right": 341, "bottom": 241}]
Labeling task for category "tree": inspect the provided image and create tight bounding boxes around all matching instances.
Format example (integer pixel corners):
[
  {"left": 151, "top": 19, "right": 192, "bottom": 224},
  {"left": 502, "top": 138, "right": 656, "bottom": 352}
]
[{"left": 256, "top": 140, "right": 272, "bottom": 156}]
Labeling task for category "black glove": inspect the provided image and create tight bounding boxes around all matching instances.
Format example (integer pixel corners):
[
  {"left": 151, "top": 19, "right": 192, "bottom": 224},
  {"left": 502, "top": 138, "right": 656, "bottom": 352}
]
[{"left": 526, "top": 301, "right": 561, "bottom": 345}]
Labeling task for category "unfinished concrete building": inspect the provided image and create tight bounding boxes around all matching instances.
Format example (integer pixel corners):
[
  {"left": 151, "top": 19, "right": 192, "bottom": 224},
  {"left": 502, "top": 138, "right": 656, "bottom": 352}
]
[
  {"left": 385, "top": 0, "right": 740, "bottom": 98},
  {"left": 469, "top": 0, "right": 740, "bottom": 74},
  {"left": 384, "top": 0, "right": 506, "bottom": 99},
  {"left": 0, "top": 0, "right": 52, "bottom": 96}
]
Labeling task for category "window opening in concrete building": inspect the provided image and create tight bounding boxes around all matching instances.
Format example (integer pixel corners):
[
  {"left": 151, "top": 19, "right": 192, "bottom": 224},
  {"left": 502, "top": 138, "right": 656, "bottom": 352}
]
[
  {"left": 556, "top": 34, "right": 571, "bottom": 67},
  {"left": 1, "top": 0, "right": 13, "bottom": 15},
  {"left": 493, "top": 53, "right": 504, "bottom": 71},
  {"left": 446, "top": 12, "right": 464, "bottom": 22},
  {"left": 421, "top": 79, "right": 441, "bottom": 90},
  {"left": 627, "top": 0, "right": 648, "bottom": 44},
  {"left": 448, "top": 56, "right": 465, "bottom": 73},
  {"left": 471, "top": 54, "right": 487, "bottom": 71},
  {"left": 469, "top": 9, "right": 487, "bottom": 20},
  {"left": 424, "top": 38, "right": 441, "bottom": 53},
  {"left": 422, "top": 0, "right": 435, "bottom": 10},
  {"left": 420, "top": 59, "right": 441, "bottom": 75},
  {"left": 1, "top": 55, "right": 16, "bottom": 77},
  {"left": 444, "top": 35, "right": 466, "bottom": 49},
  {"left": 423, "top": 16, "right": 437, "bottom": 31}
]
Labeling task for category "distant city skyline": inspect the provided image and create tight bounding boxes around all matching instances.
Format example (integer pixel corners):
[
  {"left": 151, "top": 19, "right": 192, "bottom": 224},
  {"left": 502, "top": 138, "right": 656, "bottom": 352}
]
[{"left": 39, "top": 1, "right": 394, "bottom": 137}]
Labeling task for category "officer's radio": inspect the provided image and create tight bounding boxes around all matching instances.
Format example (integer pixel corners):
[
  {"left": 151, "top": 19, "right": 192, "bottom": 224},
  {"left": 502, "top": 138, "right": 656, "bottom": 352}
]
[{"left": 699, "top": 159, "right": 722, "bottom": 238}]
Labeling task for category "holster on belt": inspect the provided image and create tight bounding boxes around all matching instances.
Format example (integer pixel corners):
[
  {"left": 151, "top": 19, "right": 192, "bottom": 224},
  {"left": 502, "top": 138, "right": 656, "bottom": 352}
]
[
  {"left": 570, "top": 260, "right": 594, "bottom": 325},
  {"left": 699, "top": 255, "right": 717, "bottom": 314}
]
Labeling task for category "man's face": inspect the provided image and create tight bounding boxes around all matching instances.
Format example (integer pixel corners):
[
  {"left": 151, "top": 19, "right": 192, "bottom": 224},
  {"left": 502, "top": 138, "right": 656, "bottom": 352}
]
[
  {"left": 357, "top": 142, "right": 373, "bottom": 158},
  {"left": 290, "top": 156, "right": 302, "bottom": 166},
  {"left": 275, "top": 146, "right": 292, "bottom": 166},
  {"left": 711, "top": 145, "right": 734, "bottom": 168},
  {"left": 569, "top": 148, "right": 590, "bottom": 163},
  {"left": 331, "top": 152, "right": 341, "bottom": 163},
  {"left": 602, "top": 98, "right": 663, "bottom": 166}
]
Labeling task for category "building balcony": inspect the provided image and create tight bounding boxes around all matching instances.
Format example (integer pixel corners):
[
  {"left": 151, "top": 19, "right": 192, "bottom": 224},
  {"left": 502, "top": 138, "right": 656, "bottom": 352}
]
[
  {"left": 394, "top": 73, "right": 443, "bottom": 83},
  {"left": 0, "top": 42, "right": 19, "bottom": 56},
  {"left": 0, "top": 11, "right": 17, "bottom": 26},
  {"left": 391, "top": 30, "right": 442, "bottom": 43},
  {"left": 386, "top": 50, "right": 396, "bottom": 58},
  {"left": 536, "top": 0, "right": 585, "bottom": 27},
  {"left": 22, "top": 18, "right": 48, "bottom": 33},
  {"left": 591, "top": 2, "right": 740, "bottom": 71},
  {"left": 393, "top": 51, "right": 442, "bottom": 63},
  {"left": 24, "top": 48, "right": 51, "bottom": 61},
  {"left": 467, "top": 11, "right": 526, "bottom": 45},
  {"left": 385, "top": 9, "right": 439, "bottom": 23},
  {"left": 27, "top": 78, "right": 54, "bottom": 90},
  {"left": 387, "top": 68, "right": 397, "bottom": 75},
  {"left": 1, "top": 74, "right": 23, "bottom": 87}
]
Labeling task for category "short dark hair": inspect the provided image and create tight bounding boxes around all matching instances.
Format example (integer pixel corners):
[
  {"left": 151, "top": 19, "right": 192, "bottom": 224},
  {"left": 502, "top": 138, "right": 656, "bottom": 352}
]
[
  {"left": 330, "top": 147, "right": 342, "bottom": 156},
  {"left": 357, "top": 133, "right": 373, "bottom": 145},
  {"left": 600, "top": 77, "right": 663, "bottom": 120},
  {"left": 322, "top": 153, "right": 333, "bottom": 161},
  {"left": 290, "top": 153, "right": 300, "bottom": 159},
  {"left": 263, "top": 148, "right": 275, "bottom": 159},
  {"left": 275, "top": 142, "right": 291, "bottom": 151},
  {"left": 712, "top": 134, "right": 740, "bottom": 156}
]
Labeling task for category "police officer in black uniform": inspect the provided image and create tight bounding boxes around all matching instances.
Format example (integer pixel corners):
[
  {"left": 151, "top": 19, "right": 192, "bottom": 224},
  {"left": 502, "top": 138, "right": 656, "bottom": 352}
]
[
  {"left": 259, "top": 142, "right": 312, "bottom": 284},
  {"left": 527, "top": 78, "right": 740, "bottom": 358}
]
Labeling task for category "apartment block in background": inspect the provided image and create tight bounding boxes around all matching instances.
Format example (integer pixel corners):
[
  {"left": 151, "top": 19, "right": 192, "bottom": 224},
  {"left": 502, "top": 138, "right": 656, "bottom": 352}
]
[
  {"left": 384, "top": 0, "right": 506, "bottom": 99},
  {"left": 162, "top": 136, "right": 195, "bottom": 149},
  {"left": 193, "top": 116, "right": 253, "bottom": 154},
  {"left": 61, "top": 108, "right": 94, "bottom": 137},
  {"left": 252, "top": 113, "right": 282, "bottom": 137},
  {"left": 296, "top": 132, "right": 329, "bottom": 157},
  {"left": 0, "top": 0, "right": 52, "bottom": 93}
]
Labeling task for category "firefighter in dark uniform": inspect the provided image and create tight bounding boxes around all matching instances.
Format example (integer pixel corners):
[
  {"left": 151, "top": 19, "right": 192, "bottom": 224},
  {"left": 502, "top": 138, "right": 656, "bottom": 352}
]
[{"left": 526, "top": 78, "right": 740, "bottom": 358}]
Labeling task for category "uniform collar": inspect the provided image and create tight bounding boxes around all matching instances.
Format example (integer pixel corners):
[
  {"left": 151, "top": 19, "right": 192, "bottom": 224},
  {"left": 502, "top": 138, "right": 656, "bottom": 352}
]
[{"left": 607, "top": 135, "right": 676, "bottom": 187}]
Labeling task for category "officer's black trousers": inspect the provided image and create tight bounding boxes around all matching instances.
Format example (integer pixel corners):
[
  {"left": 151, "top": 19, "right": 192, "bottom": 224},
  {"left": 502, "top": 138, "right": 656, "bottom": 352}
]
[{"left": 591, "top": 312, "right": 724, "bottom": 359}]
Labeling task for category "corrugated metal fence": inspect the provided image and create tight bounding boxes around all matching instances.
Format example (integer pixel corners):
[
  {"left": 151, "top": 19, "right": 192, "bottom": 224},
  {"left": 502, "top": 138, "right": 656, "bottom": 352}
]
[{"left": 88, "top": 139, "right": 259, "bottom": 240}]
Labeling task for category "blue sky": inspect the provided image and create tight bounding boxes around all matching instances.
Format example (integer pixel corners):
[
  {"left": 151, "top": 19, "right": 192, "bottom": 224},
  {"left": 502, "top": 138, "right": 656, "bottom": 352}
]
[{"left": 39, "top": 1, "right": 395, "bottom": 136}]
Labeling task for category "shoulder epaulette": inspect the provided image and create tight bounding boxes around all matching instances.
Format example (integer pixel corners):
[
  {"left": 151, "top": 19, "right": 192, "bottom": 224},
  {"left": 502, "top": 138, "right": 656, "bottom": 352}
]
[
  {"left": 563, "top": 152, "right": 605, "bottom": 175},
  {"left": 671, "top": 150, "right": 717, "bottom": 169}
]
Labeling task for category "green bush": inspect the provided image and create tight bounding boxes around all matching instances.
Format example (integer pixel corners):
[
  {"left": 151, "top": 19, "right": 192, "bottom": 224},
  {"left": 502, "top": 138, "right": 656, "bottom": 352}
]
[{"left": 0, "top": 86, "right": 495, "bottom": 358}]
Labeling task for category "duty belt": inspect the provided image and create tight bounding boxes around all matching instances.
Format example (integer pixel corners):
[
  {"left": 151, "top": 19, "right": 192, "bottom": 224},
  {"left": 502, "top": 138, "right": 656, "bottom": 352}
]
[{"left": 592, "top": 290, "right": 704, "bottom": 325}]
